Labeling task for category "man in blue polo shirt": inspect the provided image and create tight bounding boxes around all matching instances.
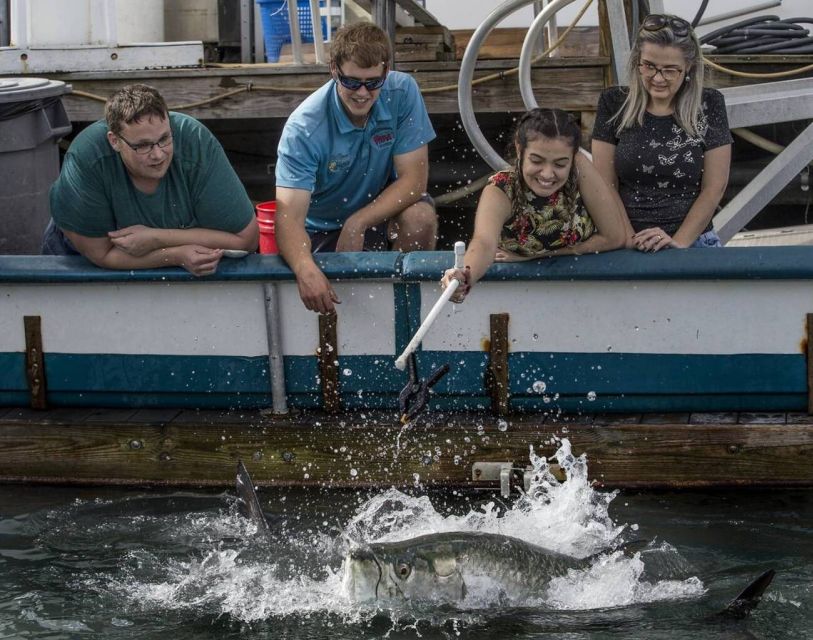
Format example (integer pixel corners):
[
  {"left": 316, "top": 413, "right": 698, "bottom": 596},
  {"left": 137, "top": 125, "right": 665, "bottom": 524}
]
[{"left": 275, "top": 22, "right": 437, "bottom": 313}]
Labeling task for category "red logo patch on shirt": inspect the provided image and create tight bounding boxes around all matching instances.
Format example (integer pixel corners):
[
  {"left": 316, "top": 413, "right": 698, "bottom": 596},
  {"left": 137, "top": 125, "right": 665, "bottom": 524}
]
[{"left": 371, "top": 130, "right": 395, "bottom": 150}]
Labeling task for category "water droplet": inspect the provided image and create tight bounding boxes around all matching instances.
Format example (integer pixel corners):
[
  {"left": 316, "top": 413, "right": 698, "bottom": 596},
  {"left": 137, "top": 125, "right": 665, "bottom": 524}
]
[
  {"left": 532, "top": 380, "right": 546, "bottom": 393},
  {"left": 587, "top": 391, "right": 597, "bottom": 401},
  {"left": 497, "top": 419, "right": 508, "bottom": 432},
  {"left": 342, "top": 368, "right": 352, "bottom": 376},
  {"left": 349, "top": 468, "right": 358, "bottom": 477}
]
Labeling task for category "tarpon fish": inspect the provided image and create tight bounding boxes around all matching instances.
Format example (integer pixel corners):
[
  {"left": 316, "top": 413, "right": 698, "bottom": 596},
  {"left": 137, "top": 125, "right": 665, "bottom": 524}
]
[
  {"left": 234, "top": 460, "right": 775, "bottom": 616},
  {"left": 343, "top": 530, "right": 598, "bottom": 605}
]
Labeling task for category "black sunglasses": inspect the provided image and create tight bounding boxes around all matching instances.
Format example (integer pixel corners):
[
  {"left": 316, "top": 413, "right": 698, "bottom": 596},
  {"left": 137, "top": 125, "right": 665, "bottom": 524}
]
[
  {"left": 641, "top": 14, "right": 691, "bottom": 38},
  {"left": 335, "top": 66, "right": 387, "bottom": 92}
]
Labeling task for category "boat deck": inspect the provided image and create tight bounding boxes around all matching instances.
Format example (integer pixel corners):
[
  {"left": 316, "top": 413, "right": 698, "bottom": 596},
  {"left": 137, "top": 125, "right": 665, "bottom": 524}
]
[{"left": 1, "top": 407, "right": 810, "bottom": 490}]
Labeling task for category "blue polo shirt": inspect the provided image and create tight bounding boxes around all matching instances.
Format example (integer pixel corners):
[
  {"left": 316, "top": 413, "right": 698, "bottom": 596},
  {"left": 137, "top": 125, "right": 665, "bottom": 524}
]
[{"left": 275, "top": 70, "right": 436, "bottom": 232}]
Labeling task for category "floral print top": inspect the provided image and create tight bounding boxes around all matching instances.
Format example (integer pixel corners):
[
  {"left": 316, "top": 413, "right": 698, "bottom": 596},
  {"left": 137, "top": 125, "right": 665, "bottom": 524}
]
[{"left": 490, "top": 169, "right": 595, "bottom": 257}]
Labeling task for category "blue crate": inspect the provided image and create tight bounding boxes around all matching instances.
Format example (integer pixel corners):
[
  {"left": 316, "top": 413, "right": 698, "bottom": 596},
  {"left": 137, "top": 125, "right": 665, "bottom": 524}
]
[{"left": 256, "top": 0, "right": 327, "bottom": 62}]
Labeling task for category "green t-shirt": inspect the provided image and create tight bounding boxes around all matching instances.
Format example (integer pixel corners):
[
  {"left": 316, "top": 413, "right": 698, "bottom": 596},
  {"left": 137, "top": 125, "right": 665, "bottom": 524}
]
[{"left": 50, "top": 112, "right": 253, "bottom": 237}]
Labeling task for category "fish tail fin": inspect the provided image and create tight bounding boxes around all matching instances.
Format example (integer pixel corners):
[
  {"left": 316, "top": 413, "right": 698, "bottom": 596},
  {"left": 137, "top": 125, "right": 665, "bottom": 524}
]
[
  {"left": 718, "top": 569, "right": 775, "bottom": 619},
  {"left": 236, "top": 460, "right": 270, "bottom": 537}
]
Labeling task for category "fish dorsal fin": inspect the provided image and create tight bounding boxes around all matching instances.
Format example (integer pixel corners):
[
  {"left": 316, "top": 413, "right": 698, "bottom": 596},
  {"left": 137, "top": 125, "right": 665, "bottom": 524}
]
[
  {"left": 719, "top": 569, "right": 776, "bottom": 618},
  {"left": 236, "top": 460, "right": 270, "bottom": 537}
]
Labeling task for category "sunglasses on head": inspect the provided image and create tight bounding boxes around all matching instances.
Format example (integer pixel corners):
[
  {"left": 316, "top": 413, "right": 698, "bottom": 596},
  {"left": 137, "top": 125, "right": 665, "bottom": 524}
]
[
  {"left": 335, "top": 65, "right": 388, "bottom": 92},
  {"left": 641, "top": 14, "right": 691, "bottom": 38}
]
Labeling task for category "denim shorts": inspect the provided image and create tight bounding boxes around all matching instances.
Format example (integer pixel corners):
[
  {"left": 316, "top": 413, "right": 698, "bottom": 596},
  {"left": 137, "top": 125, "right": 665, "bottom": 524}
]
[{"left": 690, "top": 230, "right": 723, "bottom": 248}]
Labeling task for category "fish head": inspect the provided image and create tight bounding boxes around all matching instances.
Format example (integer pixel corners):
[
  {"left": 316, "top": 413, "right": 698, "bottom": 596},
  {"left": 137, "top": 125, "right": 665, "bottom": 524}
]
[
  {"left": 344, "top": 539, "right": 466, "bottom": 604},
  {"left": 343, "top": 545, "right": 384, "bottom": 603}
]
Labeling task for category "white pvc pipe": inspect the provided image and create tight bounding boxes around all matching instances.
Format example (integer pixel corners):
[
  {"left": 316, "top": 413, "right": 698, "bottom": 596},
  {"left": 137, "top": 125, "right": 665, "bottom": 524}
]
[
  {"left": 458, "top": 0, "right": 532, "bottom": 171},
  {"left": 519, "top": 0, "right": 579, "bottom": 111},
  {"left": 394, "top": 241, "right": 466, "bottom": 370}
]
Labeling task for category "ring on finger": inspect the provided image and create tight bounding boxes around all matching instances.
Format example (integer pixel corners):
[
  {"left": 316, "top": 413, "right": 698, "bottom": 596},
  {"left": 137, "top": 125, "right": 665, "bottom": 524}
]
[{"left": 655, "top": 235, "right": 663, "bottom": 242}]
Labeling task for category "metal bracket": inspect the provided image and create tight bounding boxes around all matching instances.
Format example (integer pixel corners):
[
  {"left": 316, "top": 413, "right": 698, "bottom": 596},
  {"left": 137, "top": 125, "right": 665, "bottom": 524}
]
[{"left": 472, "top": 461, "right": 515, "bottom": 498}]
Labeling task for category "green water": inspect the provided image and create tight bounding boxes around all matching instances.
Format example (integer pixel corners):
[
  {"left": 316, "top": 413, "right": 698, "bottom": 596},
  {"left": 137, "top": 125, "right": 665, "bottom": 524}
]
[{"left": 0, "top": 483, "right": 809, "bottom": 639}]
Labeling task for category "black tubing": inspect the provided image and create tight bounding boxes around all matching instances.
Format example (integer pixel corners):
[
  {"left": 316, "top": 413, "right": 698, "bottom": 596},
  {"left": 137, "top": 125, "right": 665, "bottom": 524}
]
[
  {"left": 691, "top": 0, "right": 710, "bottom": 29},
  {"left": 701, "top": 15, "right": 813, "bottom": 54}
]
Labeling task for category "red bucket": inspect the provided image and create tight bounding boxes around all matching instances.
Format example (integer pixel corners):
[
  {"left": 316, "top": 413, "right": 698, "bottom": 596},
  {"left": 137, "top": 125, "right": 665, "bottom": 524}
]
[{"left": 255, "top": 200, "right": 278, "bottom": 255}]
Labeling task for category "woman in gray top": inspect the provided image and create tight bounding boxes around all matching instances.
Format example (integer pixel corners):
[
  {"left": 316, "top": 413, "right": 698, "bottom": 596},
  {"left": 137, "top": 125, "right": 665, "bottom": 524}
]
[{"left": 591, "top": 14, "right": 733, "bottom": 252}]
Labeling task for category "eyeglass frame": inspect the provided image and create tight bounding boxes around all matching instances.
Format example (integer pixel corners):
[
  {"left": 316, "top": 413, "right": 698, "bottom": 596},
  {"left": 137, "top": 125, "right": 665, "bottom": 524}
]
[
  {"left": 637, "top": 61, "right": 685, "bottom": 82},
  {"left": 334, "top": 64, "right": 388, "bottom": 92},
  {"left": 640, "top": 14, "right": 691, "bottom": 38},
  {"left": 116, "top": 131, "right": 174, "bottom": 155}
]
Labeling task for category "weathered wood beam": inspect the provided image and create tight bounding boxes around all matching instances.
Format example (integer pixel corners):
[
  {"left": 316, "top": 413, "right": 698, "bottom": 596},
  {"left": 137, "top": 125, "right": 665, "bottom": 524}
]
[
  {"left": 47, "top": 57, "right": 608, "bottom": 121},
  {"left": 0, "top": 411, "right": 811, "bottom": 489},
  {"left": 808, "top": 313, "right": 813, "bottom": 414},
  {"left": 23, "top": 316, "right": 47, "bottom": 410},
  {"left": 318, "top": 312, "right": 341, "bottom": 414},
  {"left": 488, "top": 313, "right": 510, "bottom": 416}
]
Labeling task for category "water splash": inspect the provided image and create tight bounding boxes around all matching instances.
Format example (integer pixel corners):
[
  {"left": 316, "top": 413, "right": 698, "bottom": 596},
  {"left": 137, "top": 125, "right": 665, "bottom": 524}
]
[{"left": 91, "top": 441, "right": 703, "bottom": 623}]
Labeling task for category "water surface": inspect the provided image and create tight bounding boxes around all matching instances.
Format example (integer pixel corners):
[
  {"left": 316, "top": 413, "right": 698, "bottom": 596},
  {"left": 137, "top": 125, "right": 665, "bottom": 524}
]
[{"left": 0, "top": 444, "right": 809, "bottom": 639}]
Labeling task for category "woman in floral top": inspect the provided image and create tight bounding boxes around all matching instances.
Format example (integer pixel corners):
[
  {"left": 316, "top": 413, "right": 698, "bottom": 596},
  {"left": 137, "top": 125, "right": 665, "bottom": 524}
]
[{"left": 441, "top": 108, "right": 625, "bottom": 302}]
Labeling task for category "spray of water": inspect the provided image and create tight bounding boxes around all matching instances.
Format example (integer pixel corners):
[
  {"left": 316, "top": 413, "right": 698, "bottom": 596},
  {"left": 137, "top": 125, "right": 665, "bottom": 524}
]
[{"left": 98, "top": 439, "right": 703, "bottom": 622}]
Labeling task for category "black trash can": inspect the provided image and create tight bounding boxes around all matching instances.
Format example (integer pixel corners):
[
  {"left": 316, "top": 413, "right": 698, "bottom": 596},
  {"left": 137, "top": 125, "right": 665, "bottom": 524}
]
[{"left": 0, "top": 78, "right": 72, "bottom": 255}]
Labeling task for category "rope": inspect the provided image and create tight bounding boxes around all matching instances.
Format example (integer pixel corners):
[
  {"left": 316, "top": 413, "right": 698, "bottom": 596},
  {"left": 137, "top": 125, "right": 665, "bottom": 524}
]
[{"left": 702, "top": 55, "right": 813, "bottom": 79}]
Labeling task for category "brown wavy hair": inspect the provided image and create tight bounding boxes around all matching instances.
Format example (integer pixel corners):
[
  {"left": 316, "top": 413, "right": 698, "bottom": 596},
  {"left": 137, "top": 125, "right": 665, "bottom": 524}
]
[
  {"left": 330, "top": 22, "right": 392, "bottom": 69},
  {"left": 507, "top": 108, "right": 581, "bottom": 222}
]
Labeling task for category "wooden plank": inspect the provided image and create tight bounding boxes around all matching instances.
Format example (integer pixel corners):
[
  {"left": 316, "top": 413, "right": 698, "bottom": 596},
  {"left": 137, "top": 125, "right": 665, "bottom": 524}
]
[
  {"left": 690, "top": 412, "right": 737, "bottom": 424},
  {"left": 126, "top": 409, "right": 182, "bottom": 425},
  {"left": 318, "top": 312, "right": 341, "bottom": 414},
  {"left": 23, "top": 316, "right": 47, "bottom": 410},
  {"left": 597, "top": 0, "right": 614, "bottom": 87},
  {"left": 396, "top": 26, "right": 454, "bottom": 51},
  {"left": 52, "top": 59, "right": 608, "bottom": 121},
  {"left": 808, "top": 312, "right": 813, "bottom": 414},
  {"left": 593, "top": 413, "right": 642, "bottom": 425},
  {"left": 487, "top": 313, "right": 510, "bottom": 416},
  {"left": 738, "top": 412, "right": 786, "bottom": 424},
  {"left": 84, "top": 408, "right": 138, "bottom": 423},
  {"left": 0, "top": 414, "right": 810, "bottom": 488},
  {"left": 641, "top": 413, "right": 690, "bottom": 425},
  {"left": 452, "top": 27, "right": 601, "bottom": 60}
]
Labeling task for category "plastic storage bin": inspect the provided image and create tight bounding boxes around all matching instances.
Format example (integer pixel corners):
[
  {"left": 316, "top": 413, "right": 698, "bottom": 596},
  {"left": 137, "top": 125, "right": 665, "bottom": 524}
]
[
  {"left": 256, "top": 0, "right": 327, "bottom": 63},
  {"left": 0, "top": 78, "right": 72, "bottom": 255}
]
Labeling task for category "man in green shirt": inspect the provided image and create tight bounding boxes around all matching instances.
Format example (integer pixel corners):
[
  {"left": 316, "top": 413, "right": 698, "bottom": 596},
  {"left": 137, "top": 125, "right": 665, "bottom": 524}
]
[{"left": 44, "top": 84, "right": 258, "bottom": 276}]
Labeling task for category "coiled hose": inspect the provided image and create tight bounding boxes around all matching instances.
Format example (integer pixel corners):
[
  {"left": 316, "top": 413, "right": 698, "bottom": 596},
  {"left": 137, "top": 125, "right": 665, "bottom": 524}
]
[{"left": 701, "top": 16, "right": 813, "bottom": 54}]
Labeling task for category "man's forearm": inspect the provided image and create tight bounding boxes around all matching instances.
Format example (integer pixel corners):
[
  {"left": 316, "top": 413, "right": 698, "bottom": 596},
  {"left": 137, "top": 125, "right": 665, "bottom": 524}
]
[
  {"left": 349, "top": 177, "right": 426, "bottom": 229},
  {"left": 90, "top": 246, "right": 184, "bottom": 270},
  {"left": 277, "top": 220, "right": 319, "bottom": 277},
  {"left": 150, "top": 227, "right": 256, "bottom": 251}
]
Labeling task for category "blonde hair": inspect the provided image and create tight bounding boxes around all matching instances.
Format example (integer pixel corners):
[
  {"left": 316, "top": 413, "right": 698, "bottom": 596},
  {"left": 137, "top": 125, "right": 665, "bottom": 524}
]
[{"left": 614, "top": 16, "right": 705, "bottom": 138}]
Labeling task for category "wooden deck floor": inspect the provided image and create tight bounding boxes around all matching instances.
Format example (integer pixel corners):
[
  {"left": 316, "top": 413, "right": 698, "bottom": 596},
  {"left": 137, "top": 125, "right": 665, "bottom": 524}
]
[{"left": 0, "top": 407, "right": 811, "bottom": 490}]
